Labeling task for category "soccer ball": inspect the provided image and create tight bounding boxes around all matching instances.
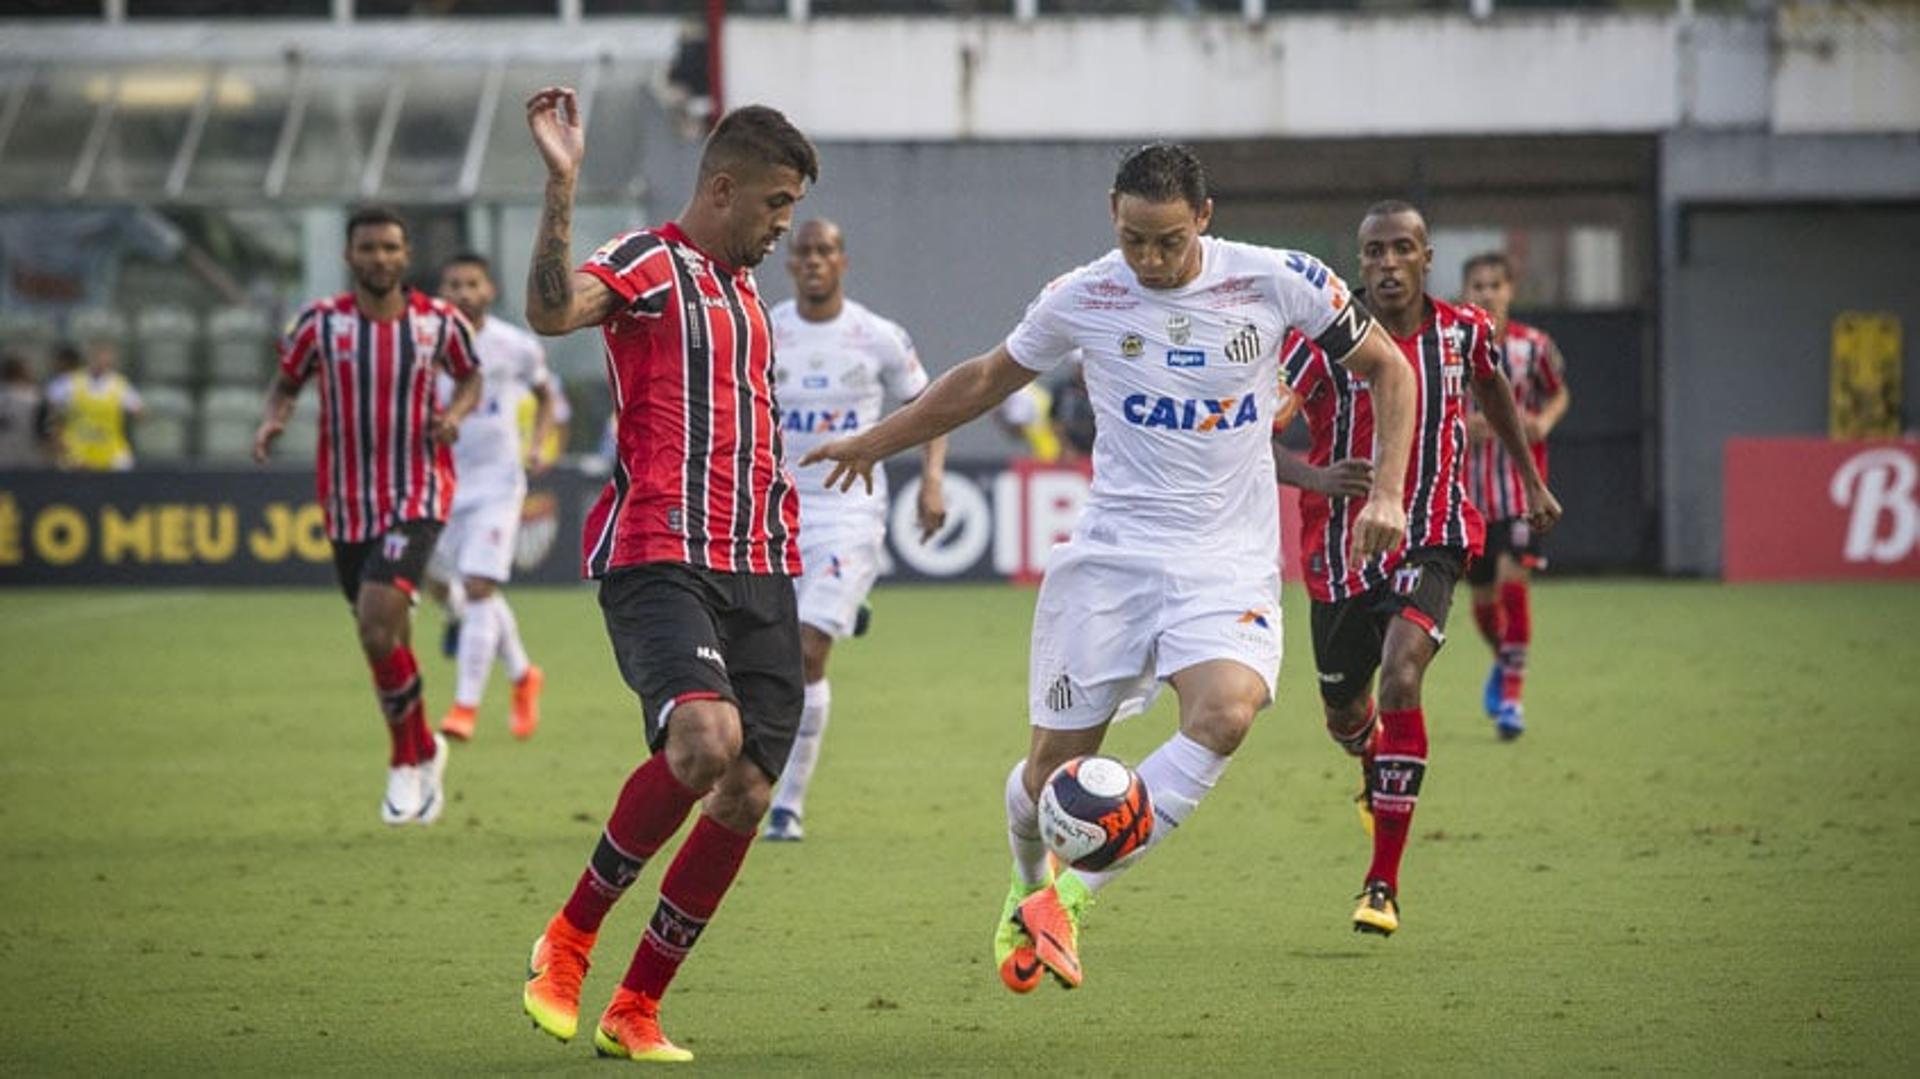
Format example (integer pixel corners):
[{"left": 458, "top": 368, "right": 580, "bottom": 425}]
[{"left": 1037, "top": 755, "right": 1154, "bottom": 872}]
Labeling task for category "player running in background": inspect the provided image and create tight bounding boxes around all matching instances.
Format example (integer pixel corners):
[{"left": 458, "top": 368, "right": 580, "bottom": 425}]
[
  {"left": 761, "top": 218, "right": 948, "bottom": 842},
  {"left": 427, "top": 252, "right": 556, "bottom": 743},
  {"left": 252, "top": 206, "right": 481, "bottom": 826},
  {"left": 517, "top": 88, "right": 816, "bottom": 1061},
  {"left": 1274, "top": 203, "right": 1560, "bottom": 936},
  {"left": 802, "top": 144, "right": 1416, "bottom": 992},
  {"left": 1460, "top": 252, "right": 1571, "bottom": 740}
]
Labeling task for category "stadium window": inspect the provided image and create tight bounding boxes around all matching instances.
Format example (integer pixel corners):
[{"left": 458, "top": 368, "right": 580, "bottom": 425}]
[
  {"left": 123, "top": 0, "right": 330, "bottom": 15},
  {"left": 357, "top": 0, "right": 564, "bottom": 15}
]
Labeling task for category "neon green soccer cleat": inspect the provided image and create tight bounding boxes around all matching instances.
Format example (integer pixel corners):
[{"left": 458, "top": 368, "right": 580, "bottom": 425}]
[{"left": 995, "top": 873, "right": 1048, "bottom": 994}]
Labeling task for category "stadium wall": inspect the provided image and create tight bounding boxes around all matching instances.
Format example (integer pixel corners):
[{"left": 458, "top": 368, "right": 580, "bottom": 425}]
[{"left": 1658, "top": 131, "right": 1920, "bottom": 576}]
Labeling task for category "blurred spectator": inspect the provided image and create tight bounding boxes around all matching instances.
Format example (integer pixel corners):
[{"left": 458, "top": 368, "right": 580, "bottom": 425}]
[
  {"left": 0, "top": 352, "right": 44, "bottom": 468},
  {"left": 46, "top": 340, "right": 143, "bottom": 471},
  {"left": 994, "top": 381, "right": 1061, "bottom": 463},
  {"left": 1049, "top": 362, "right": 1096, "bottom": 464},
  {"left": 35, "top": 342, "right": 82, "bottom": 450}
]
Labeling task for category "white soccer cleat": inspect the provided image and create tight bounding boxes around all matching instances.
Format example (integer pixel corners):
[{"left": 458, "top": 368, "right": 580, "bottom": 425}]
[
  {"left": 761, "top": 808, "right": 804, "bottom": 842},
  {"left": 415, "top": 733, "right": 449, "bottom": 825},
  {"left": 381, "top": 762, "right": 423, "bottom": 826}
]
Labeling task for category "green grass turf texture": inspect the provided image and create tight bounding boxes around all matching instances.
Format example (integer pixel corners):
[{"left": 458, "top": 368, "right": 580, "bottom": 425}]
[{"left": 1, "top": 581, "right": 1915, "bottom": 1075}]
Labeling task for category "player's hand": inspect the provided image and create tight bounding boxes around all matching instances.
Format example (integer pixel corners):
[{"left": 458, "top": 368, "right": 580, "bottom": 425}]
[
  {"left": 527, "top": 87, "right": 586, "bottom": 180},
  {"left": 799, "top": 437, "right": 878, "bottom": 495},
  {"left": 251, "top": 419, "right": 282, "bottom": 464},
  {"left": 429, "top": 412, "right": 462, "bottom": 447},
  {"left": 916, "top": 480, "right": 948, "bottom": 543},
  {"left": 527, "top": 445, "right": 554, "bottom": 477},
  {"left": 1525, "top": 482, "right": 1563, "bottom": 536},
  {"left": 1350, "top": 493, "right": 1407, "bottom": 561},
  {"left": 1465, "top": 413, "right": 1492, "bottom": 445},
  {"left": 1315, "top": 458, "right": 1374, "bottom": 499}
]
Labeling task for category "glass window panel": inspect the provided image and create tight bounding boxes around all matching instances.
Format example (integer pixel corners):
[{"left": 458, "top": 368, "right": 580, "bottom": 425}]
[
  {"left": 584, "top": 1, "right": 722, "bottom": 14},
  {"left": 0, "top": 1, "right": 101, "bottom": 15},
  {"left": 380, "top": 67, "right": 486, "bottom": 199},
  {"left": 189, "top": 64, "right": 298, "bottom": 197},
  {"left": 126, "top": 1, "right": 330, "bottom": 14},
  {"left": 0, "top": 68, "right": 98, "bottom": 199},
  {"left": 279, "top": 67, "right": 386, "bottom": 200},
  {"left": 475, "top": 63, "right": 649, "bottom": 201},
  {"left": 86, "top": 66, "right": 210, "bottom": 200},
  {"left": 359, "top": 0, "right": 559, "bottom": 13}
]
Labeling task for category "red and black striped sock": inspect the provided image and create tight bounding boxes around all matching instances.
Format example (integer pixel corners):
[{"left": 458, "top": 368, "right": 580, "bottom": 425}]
[
  {"left": 561, "top": 753, "right": 704, "bottom": 934},
  {"left": 370, "top": 646, "right": 428, "bottom": 768},
  {"left": 1366, "top": 708, "right": 1429, "bottom": 891},
  {"left": 1498, "top": 580, "right": 1531, "bottom": 705},
  {"left": 623, "top": 814, "right": 755, "bottom": 1000}
]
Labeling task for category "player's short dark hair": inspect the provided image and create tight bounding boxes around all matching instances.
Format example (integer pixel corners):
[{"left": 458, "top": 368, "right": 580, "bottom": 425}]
[
  {"left": 699, "top": 105, "right": 819, "bottom": 185},
  {"left": 345, "top": 205, "right": 409, "bottom": 244},
  {"left": 1462, "top": 251, "right": 1512, "bottom": 281},
  {"left": 444, "top": 251, "right": 492, "bottom": 278},
  {"left": 1363, "top": 199, "right": 1424, "bottom": 222},
  {"left": 1113, "top": 142, "right": 1208, "bottom": 210}
]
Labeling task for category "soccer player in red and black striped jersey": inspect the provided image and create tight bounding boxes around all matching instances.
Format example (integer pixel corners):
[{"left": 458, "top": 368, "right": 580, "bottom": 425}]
[
  {"left": 1461, "top": 252, "right": 1572, "bottom": 739},
  {"left": 1274, "top": 201, "right": 1560, "bottom": 936},
  {"left": 515, "top": 87, "right": 816, "bottom": 1063},
  {"left": 252, "top": 206, "right": 482, "bottom": 827}
]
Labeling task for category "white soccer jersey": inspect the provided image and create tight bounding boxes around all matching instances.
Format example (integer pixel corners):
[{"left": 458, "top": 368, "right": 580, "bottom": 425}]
[
  {"left": 771, "top": 298, "right": 931, "bottom": 543},
  {"left": 439, "top": 316, "right": 551, "bottom": 507},
  {"left": 1005, "top": 236, "right": 1371, "bottom": 566}
]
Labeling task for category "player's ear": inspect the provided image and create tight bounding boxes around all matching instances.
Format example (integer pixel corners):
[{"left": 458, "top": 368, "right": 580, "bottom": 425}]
[
  {"left": 1107, "top": 189, "right": 1121, "bottom": 221},
  {"left": 1195, "top": 197, "right": 1214, "bottom": 233},
  {"left": 708, "top": 170, "right": 737, "bottom": 209}
]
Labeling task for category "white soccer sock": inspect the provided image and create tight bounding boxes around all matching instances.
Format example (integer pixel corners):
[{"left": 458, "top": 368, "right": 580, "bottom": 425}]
[
  {"left": 1005, "top": 758, "right": 1050, "bottom": 889},
  {"left": 1073, "top": 731, "right": 1229, "bottom": 895},
  {"left": 771, "top": 680, "right": 831, "bottom": 818},
  {"left": 492, "top": 594, "right": 532, "bottom": 682},
  {"left": 455, "top": 594, "right": 502, "bottom": 708}
]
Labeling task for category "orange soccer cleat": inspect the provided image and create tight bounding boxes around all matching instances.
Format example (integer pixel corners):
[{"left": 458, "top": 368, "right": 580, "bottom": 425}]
[
  {"left": 1014, "top": 874, "right": 1091, "bottom": 990},
  {"left": 523, "top": 913, "right": 596, "bottom": 1042},
  {"left": 439, "top": 703, "right": 477, "bottom": 743},
  {"left": 594, "top": 986, "right": 694, "bottom": 1063},
  {"left": 511, "top": 666, "right": 545, "bottom": 740}
]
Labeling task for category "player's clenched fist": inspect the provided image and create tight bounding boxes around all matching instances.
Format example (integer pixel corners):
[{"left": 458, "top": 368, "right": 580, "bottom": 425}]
[
  {"left": 799, "top": 437, "right": 879, "bottom": 496},
  {"left": 1525, "top": 482, "right": 1563, "bottom": 536},
  {"left": 1349, "top": 494, "right": 1407, "bottom": 561},
  {"left": 526, "top": 87, "right": 586, "bottom": 179}
]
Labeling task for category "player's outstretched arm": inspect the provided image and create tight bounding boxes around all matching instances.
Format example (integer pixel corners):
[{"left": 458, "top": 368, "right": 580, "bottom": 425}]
[
  {"left": 251, "top": 373, "right": 301, "bottom": 464},
  {"left": 1337, "top": 325, "right": 1412, "bottom": 557},
  {"left": 524, "top": 86, "right": 619, "bottom": 335},
  {"left": 801, "top": 344, "right": 1036, "bottom": 495},
  {"left": 1472, "top": 369, "right": 1563, "bottom": 534}
]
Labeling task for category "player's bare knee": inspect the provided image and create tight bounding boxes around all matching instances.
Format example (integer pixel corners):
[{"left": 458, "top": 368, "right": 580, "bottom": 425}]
[
  {"left": 1377, "top": 661, "right": 1423, "bottom": 712},
  {"left": 1323, "top": 698, "right": 1374, "bottom": 749},
  {"left": 355, "top": 615, "right": 399, "bottom": 659},
  {"left": 464, "top": 576, "right": 497, "bottom": 600},
  {"left": 800, "top": 628, "right": 832, "bottom": 684},
  {"left": 1181, "top": 696, "right": 1258, "bottom": 756},
  {"left": 664, "top": 703, "right": 744, "bottom": 790}
]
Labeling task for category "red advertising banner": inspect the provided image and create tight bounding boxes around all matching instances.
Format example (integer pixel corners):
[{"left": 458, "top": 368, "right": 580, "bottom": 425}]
[{"left": 1723, "top": 438, "right": 1920, "bottom": 581}]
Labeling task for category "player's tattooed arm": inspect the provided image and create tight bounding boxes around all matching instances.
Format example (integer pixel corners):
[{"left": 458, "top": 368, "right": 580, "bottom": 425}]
[
  {"left": 251, "top": 373, "right": 302, "bottom": 464},
  {"left": 1471, "top": 368, "right": 1563, "bottom": 533},
  {"left": 525, "top": 86, "right": 618, "bottom": 334}
]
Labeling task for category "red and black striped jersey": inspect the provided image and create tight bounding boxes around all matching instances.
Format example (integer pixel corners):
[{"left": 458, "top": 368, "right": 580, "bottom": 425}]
[
  {"left": 280, "top": 290, "right": 477, "bottom": 543},
  {"left": 1467, "top": 318, "right": 1565, "bottom": 522},
  {"left": 578, "top": 222, "right": 801, "bottom": 579},
  {"left": 1280, "top": 294, "right": 1495, "bottom": 602}
]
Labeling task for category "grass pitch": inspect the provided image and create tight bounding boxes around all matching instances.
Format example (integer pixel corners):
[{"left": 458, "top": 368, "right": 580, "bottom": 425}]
[{"left": 1, "top": 580, "right": 1916, "bottom": 1075}]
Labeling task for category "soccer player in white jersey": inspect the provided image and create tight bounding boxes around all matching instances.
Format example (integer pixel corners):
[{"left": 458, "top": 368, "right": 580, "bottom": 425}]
[
  {"left": 761, "top": 219, "right": 948, "bottom": 841},
  {"left": 803, "top": 144, "right": 1417, "bottom": 992},
  {"left": 429, "top": 252, "right": 556, "bottom": 742}
]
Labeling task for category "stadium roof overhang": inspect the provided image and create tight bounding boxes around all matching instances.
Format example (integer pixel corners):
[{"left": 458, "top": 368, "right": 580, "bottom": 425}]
[{"left": 0, "top": 20, "right": 680, "bottom": 206}]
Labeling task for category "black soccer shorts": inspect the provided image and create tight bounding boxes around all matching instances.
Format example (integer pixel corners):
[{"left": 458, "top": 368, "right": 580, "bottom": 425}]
[
  {"left": 599, "top": 562, "right": 805, "bottom": 781},
  {"left": 1310, "top": 546, "right": 1465, "bottom": 709},
  {"left": 1466, "top": 517, "right": 1546, "bottom": 586},
  {"left": 331, "top": 519, "right": 443, "bottom": 605}
]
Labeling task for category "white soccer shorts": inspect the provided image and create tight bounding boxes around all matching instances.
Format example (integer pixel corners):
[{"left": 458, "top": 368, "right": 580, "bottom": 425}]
[
  {"left": 795, "top": 535, "right": 883, "bottom": 639},
  {"left": 1027, "top": 537, "right": 1283, "bottom": 730},
  {"left": 430, "top": 495, "right": 523, "bottom": 584}
]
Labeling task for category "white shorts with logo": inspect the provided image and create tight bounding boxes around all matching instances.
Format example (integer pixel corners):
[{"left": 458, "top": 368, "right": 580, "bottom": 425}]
[
  {"left": 1028, "top": 536, "right": 1283, "bottom": 730},
  {"left": 795, "top": 534, "right": 883, "bottom": 639},
  {"left": 430, "top": 494, "right": 523, "bottom": 584}
]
